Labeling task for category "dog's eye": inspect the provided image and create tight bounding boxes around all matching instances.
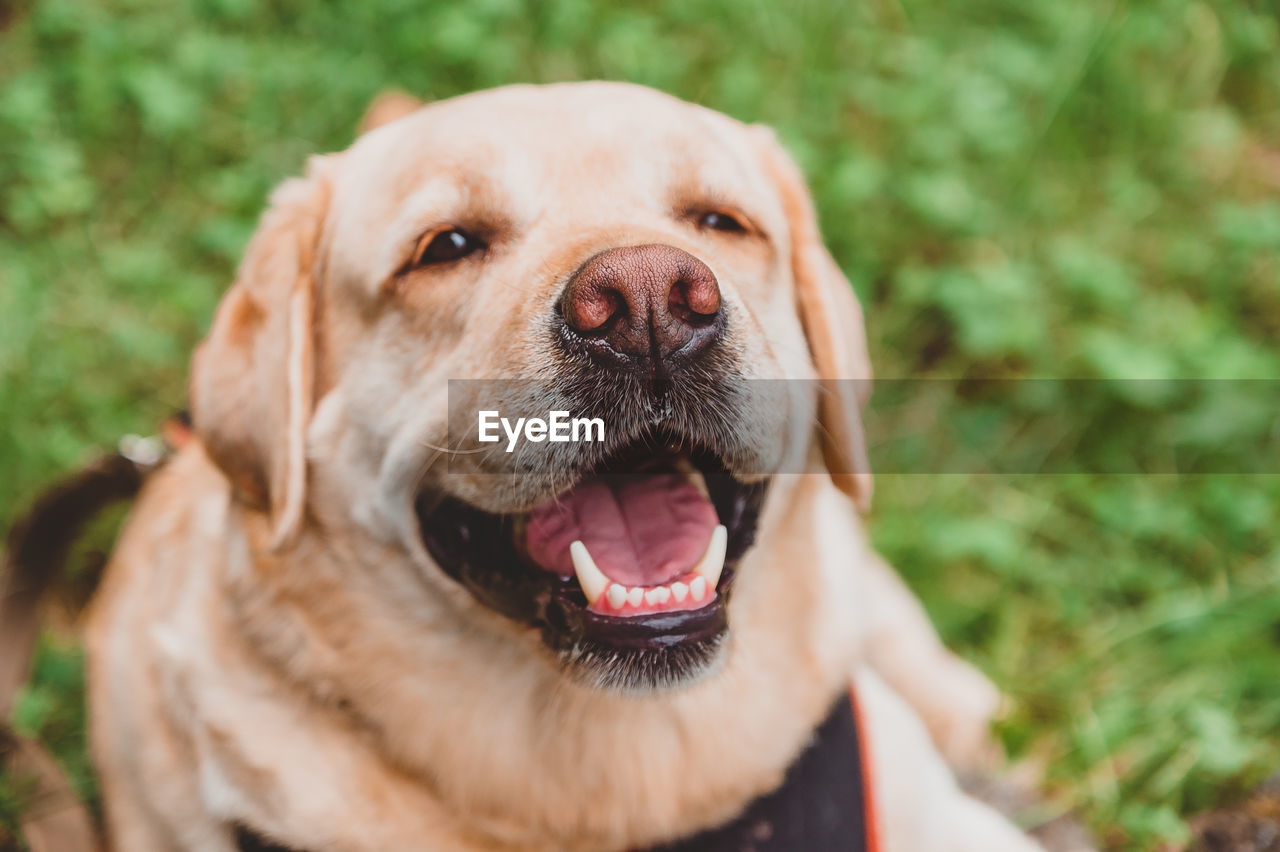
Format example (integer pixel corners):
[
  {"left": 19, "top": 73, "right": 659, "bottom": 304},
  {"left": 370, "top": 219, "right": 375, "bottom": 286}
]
[
  {"left": 697, "top": 211, "right": 747, "bottom": 233},
  {"left": 412, "top": 227, "right": 485, "bottom": 266}
]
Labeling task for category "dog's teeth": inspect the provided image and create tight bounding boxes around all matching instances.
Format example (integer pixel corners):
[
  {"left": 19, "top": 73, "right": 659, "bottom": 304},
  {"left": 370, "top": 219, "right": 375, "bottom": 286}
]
[
  {"left": 689, "top": 575, "right": 707, "bottom": 601},
  {"left": 569, "top": 541, "right": 610, "bottom": 605},
  {"left": 691, "top": 525, "right": 728, "bottom": 590},
  {"left": 674, "top": 456, "right": 710, "bottom": 499},
  {"left": 575, "top": 530, "right": 723, "bottom": 612}
]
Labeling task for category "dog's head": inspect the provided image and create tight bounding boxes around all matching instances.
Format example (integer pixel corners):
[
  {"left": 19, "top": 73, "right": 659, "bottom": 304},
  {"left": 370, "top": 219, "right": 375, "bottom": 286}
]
[{"left": 190, "top": 82, "right": 871, "bottom": 691}]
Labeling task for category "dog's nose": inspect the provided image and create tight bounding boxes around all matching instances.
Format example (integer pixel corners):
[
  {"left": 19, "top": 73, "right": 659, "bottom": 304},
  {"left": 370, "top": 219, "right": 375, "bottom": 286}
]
[{"left": 560, "top": 244, "right": 723, "bottom": 369}]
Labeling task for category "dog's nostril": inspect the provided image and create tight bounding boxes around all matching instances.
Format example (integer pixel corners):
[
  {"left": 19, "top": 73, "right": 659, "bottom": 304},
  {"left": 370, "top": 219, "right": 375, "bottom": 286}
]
[
  {"left": 560, "top": 244, "right": 724, "bottom": 366},
  {"left": 562, "top": 283, "right": 624, "bottom": 335},
  {"left": 668, "top": 274, "right": 722, "bottom": 324}
]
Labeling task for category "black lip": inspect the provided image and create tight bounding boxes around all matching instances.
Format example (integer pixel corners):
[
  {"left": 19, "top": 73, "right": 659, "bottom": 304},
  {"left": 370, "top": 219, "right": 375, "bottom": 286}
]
[
  {"left": 414, "top": 445, "right": 768, "bottom": 689},
  {"left": 578, "top": 605, "right": 728, "bottom": 649},
  {"left": 542, "top": 565, "right": 734, "bottom": 650}
]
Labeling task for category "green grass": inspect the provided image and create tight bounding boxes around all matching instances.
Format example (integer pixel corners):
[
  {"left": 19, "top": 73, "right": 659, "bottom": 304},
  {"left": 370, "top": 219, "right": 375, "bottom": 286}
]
[{"left": 2, "top": 0, "right": 1280, "bottom": 848}]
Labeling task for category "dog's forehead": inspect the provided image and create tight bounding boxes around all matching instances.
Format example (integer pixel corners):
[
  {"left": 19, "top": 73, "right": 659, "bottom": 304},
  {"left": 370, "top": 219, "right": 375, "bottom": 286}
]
[{"left": 338, "top": 83, "right": 773, "bottom": 218}]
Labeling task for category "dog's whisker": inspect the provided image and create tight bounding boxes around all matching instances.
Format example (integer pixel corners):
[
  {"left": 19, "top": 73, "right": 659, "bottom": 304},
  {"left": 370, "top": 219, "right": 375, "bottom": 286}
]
[{"left": 418, "top": 440, "right": 488, "bottom": 456}]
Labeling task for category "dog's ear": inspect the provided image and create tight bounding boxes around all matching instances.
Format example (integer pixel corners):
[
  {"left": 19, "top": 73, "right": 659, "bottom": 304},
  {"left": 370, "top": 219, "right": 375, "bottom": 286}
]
[
  {"left": 753, "top": 127, "right": 873, "bottom": 512},
  {"left": 359, "top": 91, "right": 424, "bottom": 135},
  {"left": 189, "top": 157, "right": 333, "bottom": 547}
]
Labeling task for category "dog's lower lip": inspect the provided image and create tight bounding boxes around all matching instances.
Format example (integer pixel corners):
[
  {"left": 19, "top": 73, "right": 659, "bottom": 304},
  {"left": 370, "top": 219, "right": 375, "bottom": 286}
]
[{"left": 569, "top": 599, "right": 729, "bottom": 649}]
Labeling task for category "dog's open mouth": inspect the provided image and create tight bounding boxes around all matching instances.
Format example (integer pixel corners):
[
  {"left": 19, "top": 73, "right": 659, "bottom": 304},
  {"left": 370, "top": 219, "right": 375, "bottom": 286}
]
[{"left": 415, "top": 431, "right": 769, "bottom": 688}]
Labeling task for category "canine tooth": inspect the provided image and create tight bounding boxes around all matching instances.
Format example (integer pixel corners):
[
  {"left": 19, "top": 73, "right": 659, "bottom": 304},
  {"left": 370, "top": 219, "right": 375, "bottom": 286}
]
[
  {"left": 692, "top": 525, "right": 728, "bottom": 590},
  {"left": 689, "top": 576, "right": 707, "bottom": 601},
  {"left": 671, "top": 581, "right": 689, "bottom": 602},
  {"left": 626, "top": 586, "right": 644, "bottom": 607},
  {"left": 569, "top": 541, "right": 610, "bottom": 605},
  {"left": 674, "top": 456, "right": 710, "bottom": 499},
  {"left": 606, "top": 584, "right": 628, "bottom": 610}
]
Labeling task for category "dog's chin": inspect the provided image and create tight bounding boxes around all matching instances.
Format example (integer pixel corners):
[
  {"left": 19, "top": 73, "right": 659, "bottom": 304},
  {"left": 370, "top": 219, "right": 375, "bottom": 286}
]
[{"left": 414, "top": 431, "right": 770, "bottom": 692}]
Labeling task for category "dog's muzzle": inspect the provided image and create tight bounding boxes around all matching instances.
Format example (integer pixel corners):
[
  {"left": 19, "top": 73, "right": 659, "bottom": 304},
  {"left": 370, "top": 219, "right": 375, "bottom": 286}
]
[{"left": 414, "top": 245, "right": 774, "bottom": 690}]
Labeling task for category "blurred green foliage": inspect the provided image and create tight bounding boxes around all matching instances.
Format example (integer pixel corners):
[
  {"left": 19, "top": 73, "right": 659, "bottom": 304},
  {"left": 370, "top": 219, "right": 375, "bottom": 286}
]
[{"left": 2, "top": 0, "right": 1279, "bottom": 848}]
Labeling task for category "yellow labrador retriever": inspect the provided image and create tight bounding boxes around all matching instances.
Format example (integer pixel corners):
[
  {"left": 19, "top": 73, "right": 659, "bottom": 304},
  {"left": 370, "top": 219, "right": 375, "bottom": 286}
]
[{"left": 85, "top": 82, "right": 1039, "bottom": 851}]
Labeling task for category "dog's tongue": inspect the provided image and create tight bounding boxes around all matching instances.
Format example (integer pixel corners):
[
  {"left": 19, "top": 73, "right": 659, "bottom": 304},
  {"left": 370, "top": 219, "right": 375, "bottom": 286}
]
[{"left": 525, "top": 473, "right": 718, "bottom": 587}]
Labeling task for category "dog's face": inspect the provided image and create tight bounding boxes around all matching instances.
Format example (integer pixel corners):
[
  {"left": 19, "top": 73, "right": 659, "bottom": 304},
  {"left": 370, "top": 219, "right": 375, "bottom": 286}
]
[{"left": 190, "top": 82, "right": 871, "bottom": 691}]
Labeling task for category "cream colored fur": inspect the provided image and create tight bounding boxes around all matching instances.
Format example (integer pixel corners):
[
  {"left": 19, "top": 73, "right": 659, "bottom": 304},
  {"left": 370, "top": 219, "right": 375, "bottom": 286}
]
[{"left": 86, "top": 82, "right": 1039, "bottom": 851}]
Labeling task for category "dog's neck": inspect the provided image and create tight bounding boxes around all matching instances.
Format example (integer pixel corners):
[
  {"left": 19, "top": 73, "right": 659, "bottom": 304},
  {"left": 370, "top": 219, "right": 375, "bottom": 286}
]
[{"left": 222, "top": 473, "right": 867, "bottom": 850}]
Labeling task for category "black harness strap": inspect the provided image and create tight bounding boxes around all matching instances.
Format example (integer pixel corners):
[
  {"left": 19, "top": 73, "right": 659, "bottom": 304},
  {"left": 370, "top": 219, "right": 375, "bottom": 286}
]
[
  {"left": 234, "top": 824, "right": 298, "bottom": 851},
  {"left": 644, "top": 691, "right": 871, "bottom": 852}
]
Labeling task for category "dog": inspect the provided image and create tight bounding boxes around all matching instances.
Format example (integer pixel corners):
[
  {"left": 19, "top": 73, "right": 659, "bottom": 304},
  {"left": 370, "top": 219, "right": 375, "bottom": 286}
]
[{"left": 84, "top": 82, "right": 1042, "bottom": 850}]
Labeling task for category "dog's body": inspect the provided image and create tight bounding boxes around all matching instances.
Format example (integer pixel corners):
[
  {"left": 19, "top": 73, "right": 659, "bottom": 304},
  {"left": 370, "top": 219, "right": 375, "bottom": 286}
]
[{"left": 85, "top": 83, "right": 1040, "bottom": 850}]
